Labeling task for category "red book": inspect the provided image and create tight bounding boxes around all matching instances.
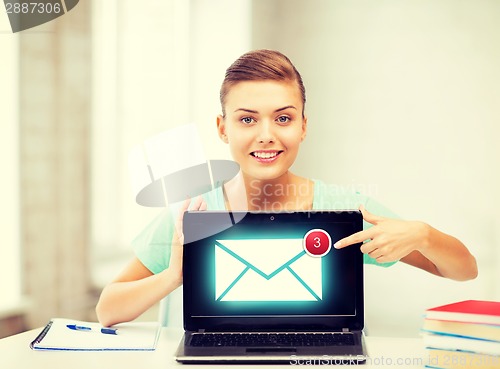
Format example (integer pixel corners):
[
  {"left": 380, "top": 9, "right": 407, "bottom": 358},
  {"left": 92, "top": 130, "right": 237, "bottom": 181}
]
[{"left": 425, "top": 300, "right": 500, "bottom": 325}]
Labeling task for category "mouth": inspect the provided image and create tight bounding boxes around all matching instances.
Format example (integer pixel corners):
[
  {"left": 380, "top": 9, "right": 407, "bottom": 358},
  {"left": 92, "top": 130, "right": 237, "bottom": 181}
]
[{"left": 250, "top": 150, "right": 283, "bottom": 162}]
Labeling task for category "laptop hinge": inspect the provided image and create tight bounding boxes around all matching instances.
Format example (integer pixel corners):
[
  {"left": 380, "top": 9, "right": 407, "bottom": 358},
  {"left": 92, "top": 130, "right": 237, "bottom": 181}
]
[
  {"left": 197, "top": 329, "right": 205, "bottom": 333},
  {"left": 342, "top": 328, "right": 350, "bottom": 333}
]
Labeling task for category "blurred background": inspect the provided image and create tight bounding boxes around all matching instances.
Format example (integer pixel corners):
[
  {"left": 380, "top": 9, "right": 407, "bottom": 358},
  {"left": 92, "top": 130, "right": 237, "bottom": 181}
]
[{"left": 1, "top": 0, "right": 499, "bottom": 338}]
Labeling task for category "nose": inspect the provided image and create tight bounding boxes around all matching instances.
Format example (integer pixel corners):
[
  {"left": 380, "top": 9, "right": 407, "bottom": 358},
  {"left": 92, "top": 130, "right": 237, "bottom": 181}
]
[{"left": 256, "top": 120, "right": 275, "bottom": 144}]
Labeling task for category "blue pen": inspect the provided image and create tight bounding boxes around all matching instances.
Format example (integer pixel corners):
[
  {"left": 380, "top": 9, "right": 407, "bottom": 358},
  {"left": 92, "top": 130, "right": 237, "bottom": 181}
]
[{"left": 66, "top": 324, "right": 118, "bottom": 335}]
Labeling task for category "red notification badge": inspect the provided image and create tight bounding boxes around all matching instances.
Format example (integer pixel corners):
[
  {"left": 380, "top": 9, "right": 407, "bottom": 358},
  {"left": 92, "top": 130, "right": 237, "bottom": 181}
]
[{"left": 303, "top": 229, "right": 332, "bottom": 257}]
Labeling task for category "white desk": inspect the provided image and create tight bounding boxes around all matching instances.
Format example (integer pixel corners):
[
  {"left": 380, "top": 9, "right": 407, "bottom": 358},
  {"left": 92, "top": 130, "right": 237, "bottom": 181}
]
[{"left": 0, "top": 327, "right": 427, "bottom": 368}]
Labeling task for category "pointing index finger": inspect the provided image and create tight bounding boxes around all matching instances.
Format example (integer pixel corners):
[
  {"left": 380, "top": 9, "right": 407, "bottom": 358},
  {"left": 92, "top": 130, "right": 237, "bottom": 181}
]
[{"left": 334, "top": 229, "right": 373, "bottom": 249}]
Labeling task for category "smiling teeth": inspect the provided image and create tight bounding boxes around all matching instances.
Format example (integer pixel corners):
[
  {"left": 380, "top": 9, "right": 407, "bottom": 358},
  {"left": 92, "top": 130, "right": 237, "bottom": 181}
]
[{"left": 253, "top": 151, "right": 278, "bottom": 159}]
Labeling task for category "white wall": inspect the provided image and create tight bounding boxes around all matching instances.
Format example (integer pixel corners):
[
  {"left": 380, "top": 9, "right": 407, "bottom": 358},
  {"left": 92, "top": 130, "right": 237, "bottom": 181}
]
[
  {"left": 189, "top": 0, "right": 252, "bottom": 160},
  {"left": 252, "top": 0, "right": 500, "bottom": 336}
]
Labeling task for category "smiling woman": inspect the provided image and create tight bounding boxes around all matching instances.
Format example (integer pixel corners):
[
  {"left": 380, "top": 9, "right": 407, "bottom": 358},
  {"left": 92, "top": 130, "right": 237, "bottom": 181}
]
[
  {"left": 95, "top": 48, "right": 477, "bottom": 328},
  {"left": 217, "top": 79, "right": 310, "bottom": 200},
  {"left": 215, "top": 50, "right": 310, "bottom": 210}
]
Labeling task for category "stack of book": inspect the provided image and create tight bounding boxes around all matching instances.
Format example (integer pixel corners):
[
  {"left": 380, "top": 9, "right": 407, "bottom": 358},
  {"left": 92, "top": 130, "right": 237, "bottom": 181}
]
[{"left": 421, "top": 300, "right": 500, "bottom": 369}]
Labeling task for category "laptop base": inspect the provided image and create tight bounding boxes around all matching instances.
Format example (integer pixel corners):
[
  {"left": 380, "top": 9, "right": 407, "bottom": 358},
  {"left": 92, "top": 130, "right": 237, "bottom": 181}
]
[{"left": 175, "top": 331, "right": 367, "bottom": 364}]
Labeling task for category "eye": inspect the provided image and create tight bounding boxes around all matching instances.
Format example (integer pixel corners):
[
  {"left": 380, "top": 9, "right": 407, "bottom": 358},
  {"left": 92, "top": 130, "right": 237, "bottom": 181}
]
[
  {"left": 241, "top": 117, "right": 255, "bottom": 124},
  {"left": 276, "top": 115, "right": 291, "bottom": 124}
]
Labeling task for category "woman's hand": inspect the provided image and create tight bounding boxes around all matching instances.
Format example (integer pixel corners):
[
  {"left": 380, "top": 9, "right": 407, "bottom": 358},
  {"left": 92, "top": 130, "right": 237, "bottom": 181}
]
[
  {"left": 95, "top": 196, "right": 208, "bottom": 327},
  {"left": 334, "top": 205, "right": 428, "bottom": 263},
  {"left": 334, "top": 205, "right": 478, "bottom": 281},
  {"left": 168, "top": 196, "right": 207, "bottom": 285}
]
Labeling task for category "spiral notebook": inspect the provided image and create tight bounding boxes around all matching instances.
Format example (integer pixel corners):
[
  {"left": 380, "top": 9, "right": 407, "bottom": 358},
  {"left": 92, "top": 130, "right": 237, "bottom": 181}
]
[{"left": 30, "top": 318, "right": 161, "bottom": 351}]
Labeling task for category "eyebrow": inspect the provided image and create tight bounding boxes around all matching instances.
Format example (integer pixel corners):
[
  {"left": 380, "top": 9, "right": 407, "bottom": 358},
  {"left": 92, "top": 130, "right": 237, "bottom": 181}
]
[{"left": 234, "top": 105, "right": 297, "bottom": 114}]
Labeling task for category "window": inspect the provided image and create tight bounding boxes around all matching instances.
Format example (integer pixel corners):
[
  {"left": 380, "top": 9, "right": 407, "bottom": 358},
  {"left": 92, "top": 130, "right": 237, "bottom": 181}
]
[
  {"left": 90, "top": 0, "right": 251, "bottom": 285},
  {"left": 0, "top": 16, "right": 20, "bottom": 311}
]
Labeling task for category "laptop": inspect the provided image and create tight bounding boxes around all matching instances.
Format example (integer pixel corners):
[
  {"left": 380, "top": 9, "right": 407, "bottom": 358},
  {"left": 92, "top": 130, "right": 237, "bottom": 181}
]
[{"left": 175, "top": 210, "right": 366, "bottom": 364}]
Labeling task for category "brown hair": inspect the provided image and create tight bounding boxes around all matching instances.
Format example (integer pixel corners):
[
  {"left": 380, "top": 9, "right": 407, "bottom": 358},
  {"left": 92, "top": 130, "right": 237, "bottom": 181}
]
[{"left": 220, "top": 49, "right": 306, "bottom": 117}]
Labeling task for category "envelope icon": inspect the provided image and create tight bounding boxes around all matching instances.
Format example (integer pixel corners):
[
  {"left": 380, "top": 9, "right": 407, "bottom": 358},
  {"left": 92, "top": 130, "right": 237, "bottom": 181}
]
[{"left": 214, "top": 238, "right": 322, "bottom": 302}]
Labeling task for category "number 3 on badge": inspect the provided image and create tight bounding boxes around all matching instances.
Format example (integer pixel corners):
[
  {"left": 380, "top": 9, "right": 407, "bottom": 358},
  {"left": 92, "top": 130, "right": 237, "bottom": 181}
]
[{"left": 303, "top": 229, "right": 332, "bottom": 257}]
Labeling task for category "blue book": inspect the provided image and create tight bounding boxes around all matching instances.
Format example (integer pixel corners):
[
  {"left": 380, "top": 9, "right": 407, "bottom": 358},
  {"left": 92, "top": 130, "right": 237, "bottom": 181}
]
[{"left": 422, "top": 332, "right": 500, "bottom": 356}]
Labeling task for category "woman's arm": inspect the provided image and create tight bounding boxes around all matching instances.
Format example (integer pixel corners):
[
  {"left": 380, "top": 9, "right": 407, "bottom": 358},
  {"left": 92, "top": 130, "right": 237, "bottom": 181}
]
[
  {"left": 95, "top": 257, "right": 182, "bottom": 327},
  {"left": 334, "top": 205, "right": 478, "bottom": 281},
  {"left": 398, "top": 224, "right": 478, "bottom": 281},
  {"left": 96, "top": 197, "right": 206, "bottom": 327}
]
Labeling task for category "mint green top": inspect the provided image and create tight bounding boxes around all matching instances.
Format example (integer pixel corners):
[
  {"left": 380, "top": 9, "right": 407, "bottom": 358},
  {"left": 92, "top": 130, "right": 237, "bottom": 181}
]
[{"left": 132, "top": 180, "right": 398, "bottom": 274}]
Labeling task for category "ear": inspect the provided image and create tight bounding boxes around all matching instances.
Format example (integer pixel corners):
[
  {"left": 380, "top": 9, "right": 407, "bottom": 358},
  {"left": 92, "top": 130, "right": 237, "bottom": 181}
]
[
  {"left": 217, "top": 115, "right": 229, "bottom": 143},
  {"left": 300, "top": 115, "right": 308, "bottom": 142}
]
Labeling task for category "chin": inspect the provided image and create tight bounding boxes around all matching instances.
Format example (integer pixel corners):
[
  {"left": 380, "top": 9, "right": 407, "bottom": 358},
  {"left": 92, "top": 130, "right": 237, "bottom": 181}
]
[{"left": 244, "top": 168, "right": 288, "bottom": 182}]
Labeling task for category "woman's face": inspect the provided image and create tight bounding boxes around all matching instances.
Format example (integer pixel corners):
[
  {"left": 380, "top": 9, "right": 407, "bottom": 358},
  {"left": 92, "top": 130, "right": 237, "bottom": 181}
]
[{"left": 217, "top": 80, "right": 307, "bottom": 182}]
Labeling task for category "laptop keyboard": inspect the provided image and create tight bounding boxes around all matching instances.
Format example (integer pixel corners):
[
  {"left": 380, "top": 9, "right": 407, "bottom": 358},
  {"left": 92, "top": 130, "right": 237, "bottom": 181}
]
[{"left": 189, "top": 332, "right": 355, "bottom": 347}]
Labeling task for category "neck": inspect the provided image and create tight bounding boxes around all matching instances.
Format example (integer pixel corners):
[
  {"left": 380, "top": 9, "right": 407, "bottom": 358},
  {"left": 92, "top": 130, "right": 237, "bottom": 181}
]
[{"left": 224, "top": 171, "right": 313, "bottom": 211}]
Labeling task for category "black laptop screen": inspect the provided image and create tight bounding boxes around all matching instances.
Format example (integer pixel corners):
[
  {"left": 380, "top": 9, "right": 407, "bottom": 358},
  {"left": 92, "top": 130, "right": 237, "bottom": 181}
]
[{"left": 182, "top": 211, "right": 364, "bottom": 332}]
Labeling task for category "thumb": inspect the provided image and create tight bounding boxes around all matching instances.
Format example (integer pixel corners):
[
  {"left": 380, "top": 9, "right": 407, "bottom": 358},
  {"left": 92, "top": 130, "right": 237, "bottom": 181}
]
[
  {"left": 359, "top": 204, "right": 384, "bottom": 225},
  {"left": 174, "top": 198, "right": 191, "bottom": 240}
]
